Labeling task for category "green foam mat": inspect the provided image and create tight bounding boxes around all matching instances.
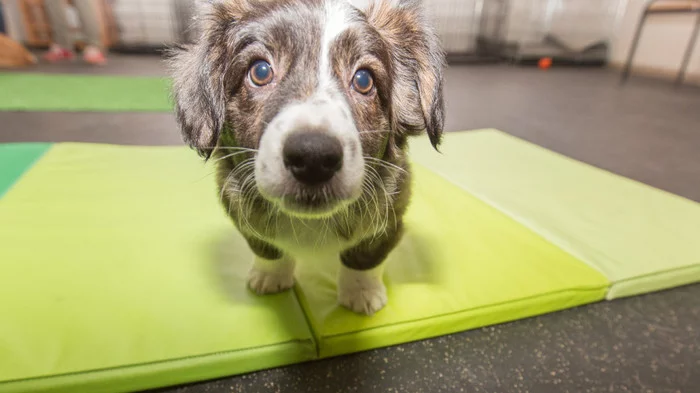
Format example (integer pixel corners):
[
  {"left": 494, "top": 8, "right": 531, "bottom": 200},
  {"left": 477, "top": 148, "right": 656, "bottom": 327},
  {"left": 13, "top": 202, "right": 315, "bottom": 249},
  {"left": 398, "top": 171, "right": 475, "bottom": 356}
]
[
  {"left": 1, "top": 129, "right": 697, "bottom": 392},
  {"left": 410, "top": 129, "right": 700, "bottom": 299},
  {"left": 0, "top": 73, "right": 171, "bottom": 112},
  {"left": 0, "top": 145, "right": 315, "bottom": 393},
  {"left": 293, "top": 163, "right": 607, "bottom": 357}
]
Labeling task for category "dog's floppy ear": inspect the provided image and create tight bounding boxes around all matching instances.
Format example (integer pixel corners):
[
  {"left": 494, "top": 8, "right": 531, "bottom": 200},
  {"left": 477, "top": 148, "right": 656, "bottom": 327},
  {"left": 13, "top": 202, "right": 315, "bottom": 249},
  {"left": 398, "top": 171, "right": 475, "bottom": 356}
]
[
  {"left": 168, "top": 0, "right": 248, "bottom": 158},
  {"left": 364, "top": 0, "right": 446, "bottom": 150}
]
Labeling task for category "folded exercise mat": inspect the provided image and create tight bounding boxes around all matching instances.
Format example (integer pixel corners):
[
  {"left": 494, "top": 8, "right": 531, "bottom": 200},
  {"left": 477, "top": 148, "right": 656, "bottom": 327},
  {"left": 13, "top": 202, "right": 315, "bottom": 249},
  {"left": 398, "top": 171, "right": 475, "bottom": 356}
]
[
  {"left": 2, "top": 128, "right": 696, "bottom": 392},
  {"left": 410, "top": 129, "right": 700, "bottom": 299},
  {"left": 0, "top": 73, "right": 171, "bottom": 112}
]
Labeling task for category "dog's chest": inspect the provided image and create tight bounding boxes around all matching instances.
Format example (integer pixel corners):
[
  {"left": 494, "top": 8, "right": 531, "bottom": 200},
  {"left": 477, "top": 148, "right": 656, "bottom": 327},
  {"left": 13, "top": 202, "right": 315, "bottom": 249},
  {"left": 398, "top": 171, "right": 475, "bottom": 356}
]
[{"left": 269, "top": 217, "right": 355, "bottom": 258}]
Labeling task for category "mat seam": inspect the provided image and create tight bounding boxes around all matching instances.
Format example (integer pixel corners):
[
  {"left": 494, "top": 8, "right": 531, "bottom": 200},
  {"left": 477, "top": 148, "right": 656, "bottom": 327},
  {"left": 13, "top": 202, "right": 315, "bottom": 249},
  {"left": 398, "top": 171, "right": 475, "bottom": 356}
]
[
  {"left": 414, "top": 163, "right": 700, "bottom": 298},
  {"left": 292, "top": 285, "right": 322, "bottom": 357},
  {"left": 318, "top": 285, "right": 608, "bottom": 341},
  {"left": 613, "top": 264, "right": 700, "bottom": 285},
  {"left": 409, "top": 160, "right": 614, "bottom": 287},
  {"left": 453, "top": 131, "right": 700, "bottom": 293}
]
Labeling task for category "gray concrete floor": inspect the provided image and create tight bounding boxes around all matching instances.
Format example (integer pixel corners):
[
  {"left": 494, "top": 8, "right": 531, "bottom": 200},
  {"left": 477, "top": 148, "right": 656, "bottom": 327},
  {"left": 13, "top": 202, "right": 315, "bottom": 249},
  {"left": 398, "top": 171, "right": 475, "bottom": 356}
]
[{"left": 1, "top": 55, "right": 700, "bottom": 392}]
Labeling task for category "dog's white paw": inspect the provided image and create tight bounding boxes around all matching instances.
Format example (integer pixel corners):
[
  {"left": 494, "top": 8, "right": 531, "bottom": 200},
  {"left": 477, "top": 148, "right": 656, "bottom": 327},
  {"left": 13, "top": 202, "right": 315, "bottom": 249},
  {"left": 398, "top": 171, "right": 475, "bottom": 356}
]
[
  {"left": 338, "top": 285, "right": 388, "bottom": 315},
  {"left": 337, "top": 264, "right": 387, "bottom": 315},
  {"left": 247, "top": 257, "right": 295, "bottom": 295}
]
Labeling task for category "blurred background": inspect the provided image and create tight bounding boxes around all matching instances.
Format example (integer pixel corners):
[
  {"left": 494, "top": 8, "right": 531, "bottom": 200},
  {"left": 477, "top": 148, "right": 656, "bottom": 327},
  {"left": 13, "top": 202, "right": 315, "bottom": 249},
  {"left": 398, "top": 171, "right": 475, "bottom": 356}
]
[
  {"left": 0, "top": 0, "right": 699, "bottom": 82},
  {"left": 1, "top": 0, "right": 699, "bottom": 200}
]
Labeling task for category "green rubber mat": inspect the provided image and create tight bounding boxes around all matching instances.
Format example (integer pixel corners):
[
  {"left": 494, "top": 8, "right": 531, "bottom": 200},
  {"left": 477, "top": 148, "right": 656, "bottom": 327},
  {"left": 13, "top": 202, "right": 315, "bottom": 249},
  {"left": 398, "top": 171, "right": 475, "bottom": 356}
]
[
  {"left": 1, "top": 129, "right": 697, "bottom": 392},
  {"left": 411, "top": 129, "right": 700, "bottom": 299},
  {"left": 0, "top": 73, "right": 171, "bottom": 112}
]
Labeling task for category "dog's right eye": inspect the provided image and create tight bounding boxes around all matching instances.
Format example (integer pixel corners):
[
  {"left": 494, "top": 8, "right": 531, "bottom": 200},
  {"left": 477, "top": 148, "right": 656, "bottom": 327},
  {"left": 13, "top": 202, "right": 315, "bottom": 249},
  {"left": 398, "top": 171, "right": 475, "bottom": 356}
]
[
  {"left": 249, "top": 60, "right": 273, "bottom": 86},
  {"left": 352, "top": 69, "right": 374, "bottom": 94}
]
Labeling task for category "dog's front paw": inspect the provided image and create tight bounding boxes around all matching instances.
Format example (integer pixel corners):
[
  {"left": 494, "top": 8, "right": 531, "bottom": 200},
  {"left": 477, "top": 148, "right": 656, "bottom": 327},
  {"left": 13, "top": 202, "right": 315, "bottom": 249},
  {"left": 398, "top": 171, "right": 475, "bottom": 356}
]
[
  {"left": 338, "top": 285, "right": 388, "bottom": 315},
  {"left": 337, "top": 265, "right": 387, "bottom": 315},
  {"left": 247, "top": 257, "right": 295, "bottom": 295},
  {"left": 247, "top": 268, "right": 294, "bottom": 294}
]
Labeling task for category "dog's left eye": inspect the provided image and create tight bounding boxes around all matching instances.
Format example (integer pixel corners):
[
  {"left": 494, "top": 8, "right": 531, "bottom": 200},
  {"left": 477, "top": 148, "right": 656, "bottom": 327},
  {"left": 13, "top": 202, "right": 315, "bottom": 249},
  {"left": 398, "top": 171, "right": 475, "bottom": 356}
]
[
  {"left": 249, "top": 60, "right": 274, "bottom": 86},
  {"left": 352, "top": 69, "right": 374, "bottom": 94}
]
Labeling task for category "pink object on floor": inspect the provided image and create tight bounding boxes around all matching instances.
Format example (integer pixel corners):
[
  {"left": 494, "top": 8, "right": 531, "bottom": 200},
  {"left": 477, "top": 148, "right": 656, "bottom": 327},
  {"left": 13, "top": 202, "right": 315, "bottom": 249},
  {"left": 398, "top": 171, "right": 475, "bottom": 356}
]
[
  {"left": 82, "top": 46, "right": 107, "bottom": 66},
  {"left": 42, "top": 45, "right": 75, "bottom": 63}
]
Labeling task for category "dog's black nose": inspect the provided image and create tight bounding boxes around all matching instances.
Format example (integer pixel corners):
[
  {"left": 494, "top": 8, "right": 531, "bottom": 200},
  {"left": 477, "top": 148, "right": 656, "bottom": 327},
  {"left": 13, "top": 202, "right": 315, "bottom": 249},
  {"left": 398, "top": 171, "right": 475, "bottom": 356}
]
[{"left": 283, "top": 132, "right": 343, "bottom": 185}]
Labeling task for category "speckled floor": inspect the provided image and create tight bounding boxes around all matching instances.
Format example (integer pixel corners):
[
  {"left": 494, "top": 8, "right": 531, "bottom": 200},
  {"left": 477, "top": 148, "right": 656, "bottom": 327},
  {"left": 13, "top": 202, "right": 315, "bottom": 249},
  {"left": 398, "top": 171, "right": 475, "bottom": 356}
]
[
  {"left": 2, "top": 55, "right": 699, "bottom": 392},
  {"left": 160, "top": 285, "right": 700, "bottom": 393}
]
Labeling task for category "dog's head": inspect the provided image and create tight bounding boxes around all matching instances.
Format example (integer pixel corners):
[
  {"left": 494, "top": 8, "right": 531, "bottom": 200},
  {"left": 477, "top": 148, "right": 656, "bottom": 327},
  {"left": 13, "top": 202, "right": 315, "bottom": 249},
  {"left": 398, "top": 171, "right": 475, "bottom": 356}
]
[{"left": 170, "top": 0, "right": 445, "bottom": 218}]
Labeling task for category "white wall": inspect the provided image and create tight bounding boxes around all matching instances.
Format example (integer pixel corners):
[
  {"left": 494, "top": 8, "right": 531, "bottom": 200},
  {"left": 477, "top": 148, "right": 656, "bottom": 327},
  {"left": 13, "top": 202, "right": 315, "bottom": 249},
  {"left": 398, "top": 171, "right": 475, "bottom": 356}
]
[
  {"left": 111, "top": 0, "right": 176, "bottom": 44},
  {"left": 6, "top": 0, "right": 696, "bottom": 82},
  {"left": 504, "top": 0, "right": 625, "bottom": 50},
  {"left": 424, "top": 0, "right": 480, "bottom": 53},
  {"left": 610, "top": 0, "right": 700, "bottom": 84}
]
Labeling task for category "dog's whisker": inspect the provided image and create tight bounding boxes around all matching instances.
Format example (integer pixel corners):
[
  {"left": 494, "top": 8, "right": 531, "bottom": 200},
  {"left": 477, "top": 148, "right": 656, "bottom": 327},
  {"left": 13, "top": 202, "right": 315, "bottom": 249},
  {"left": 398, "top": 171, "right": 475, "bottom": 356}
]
[
  {"left": 362, "top": 169, "right": 383, "bottom": 242},
  {"left": 363, "top": 162, "right": 396, "bottom": 239},
  {"left": 209, "top": 146, "right": 259, "bottom": 151},
  {"left": 364, "top": 156, "right": 408, "bottom": 175},
  {"left": 212, "top": 150, "right": 257, "bottom": 163},
  {"left": 219, "top": 168, "right": 238, "bottom": 204},
  {"left": 239, "top": 173, "right": 266, "bottom": 240},
  {"left": 289, "top": 217, "right": 300, "bottom": 245},
  {"left": 193, "top": 170, "right": 218, "bottom": 184},
  {"left": 357, "top": 129, "right": 391, "bottom": 134},
  {"left": 370, "top": 163, "right": 396, "bottom": 235}
]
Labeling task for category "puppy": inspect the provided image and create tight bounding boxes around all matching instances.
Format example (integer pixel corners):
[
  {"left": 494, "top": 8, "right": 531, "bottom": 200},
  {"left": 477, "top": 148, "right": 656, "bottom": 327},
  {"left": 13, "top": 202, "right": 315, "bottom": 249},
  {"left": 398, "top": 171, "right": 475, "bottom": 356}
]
[{"left": 169, "top": 0, "right": 445, "bottom": 315}]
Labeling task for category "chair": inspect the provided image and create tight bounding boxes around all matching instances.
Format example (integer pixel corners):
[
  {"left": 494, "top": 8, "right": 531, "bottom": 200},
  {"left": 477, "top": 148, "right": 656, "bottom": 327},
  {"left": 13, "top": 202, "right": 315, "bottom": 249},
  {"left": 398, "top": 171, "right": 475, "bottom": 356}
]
[{"left": 620, "top": 0, "right": 700, "bottom": 86}]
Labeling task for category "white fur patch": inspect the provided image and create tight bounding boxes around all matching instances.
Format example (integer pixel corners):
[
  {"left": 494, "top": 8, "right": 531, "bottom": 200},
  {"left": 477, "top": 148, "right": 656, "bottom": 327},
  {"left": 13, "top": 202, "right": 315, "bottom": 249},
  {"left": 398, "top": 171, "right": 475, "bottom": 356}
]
[
  {"left": 347, "top": 0, "right": 401, "bottom": 10},
  {"left": 255, "top": 96, "right": 365, "bottom": 211},
  {"left": 247, "top": 256, "right": 295, "bottom": 294},
  {"left": 347, "top": 0, "right": 371, "bottom": 9},
  {"left": 337, "top": 264, "right": 388, "bottom": 315},
  {"left": 319, "top": 0, "right": 352, "bottom": 90}
]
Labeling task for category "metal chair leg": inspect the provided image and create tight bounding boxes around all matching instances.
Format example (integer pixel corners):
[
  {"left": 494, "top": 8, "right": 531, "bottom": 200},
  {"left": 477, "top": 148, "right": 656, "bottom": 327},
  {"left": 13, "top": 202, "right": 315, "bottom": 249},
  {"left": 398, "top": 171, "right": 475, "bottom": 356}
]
[
  {"left": 621, "top": 10, "right": 649, "bottom": 84},
  {"left": 675, "top": 13, "right": 700, "bottom": 87}
]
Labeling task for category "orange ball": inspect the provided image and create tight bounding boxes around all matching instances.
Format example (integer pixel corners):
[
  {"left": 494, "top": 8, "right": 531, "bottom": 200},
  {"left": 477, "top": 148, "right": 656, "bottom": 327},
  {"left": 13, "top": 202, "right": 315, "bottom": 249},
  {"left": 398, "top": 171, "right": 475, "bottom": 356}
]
[{"left": 538, "top": 57, "right": 552, "bottom": 70}]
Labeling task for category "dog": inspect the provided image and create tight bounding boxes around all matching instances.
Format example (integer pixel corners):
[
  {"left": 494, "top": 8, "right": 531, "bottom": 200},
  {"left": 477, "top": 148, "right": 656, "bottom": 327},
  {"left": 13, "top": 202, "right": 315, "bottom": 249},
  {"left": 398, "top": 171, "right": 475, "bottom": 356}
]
[{"left": 169, "top": 0, "right": 445, "bottom": 315}]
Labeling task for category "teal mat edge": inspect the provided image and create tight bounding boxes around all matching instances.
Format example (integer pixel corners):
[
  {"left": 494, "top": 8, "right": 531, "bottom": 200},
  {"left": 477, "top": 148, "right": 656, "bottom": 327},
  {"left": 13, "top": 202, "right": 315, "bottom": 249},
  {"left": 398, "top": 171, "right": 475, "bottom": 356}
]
[{"left": 0, "top": 143, "right": 53, "bottom": 199}]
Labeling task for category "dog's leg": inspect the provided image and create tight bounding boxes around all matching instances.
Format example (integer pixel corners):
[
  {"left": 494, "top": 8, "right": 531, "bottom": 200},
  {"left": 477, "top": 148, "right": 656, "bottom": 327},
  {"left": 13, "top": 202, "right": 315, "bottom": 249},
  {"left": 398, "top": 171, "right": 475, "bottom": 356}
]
[
  {"left": 337, "top": 263, "right": 387, "bottom": 315},
  {"left": 245, "top": 236, "right": 295, "bottom": 294},
  {"left": 338, "top": 225, "right": 402, "bottom": 315},
  {"left": 248, "top": 256, "right": 295, "bottom": 294}
]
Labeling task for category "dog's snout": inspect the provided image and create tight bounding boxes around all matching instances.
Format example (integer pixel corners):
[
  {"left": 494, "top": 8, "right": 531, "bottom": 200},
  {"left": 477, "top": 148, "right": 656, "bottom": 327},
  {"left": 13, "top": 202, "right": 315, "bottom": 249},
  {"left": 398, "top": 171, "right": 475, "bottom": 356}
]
[{"left": 283, "top": 132, "right": 343, "bottom": 185}]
